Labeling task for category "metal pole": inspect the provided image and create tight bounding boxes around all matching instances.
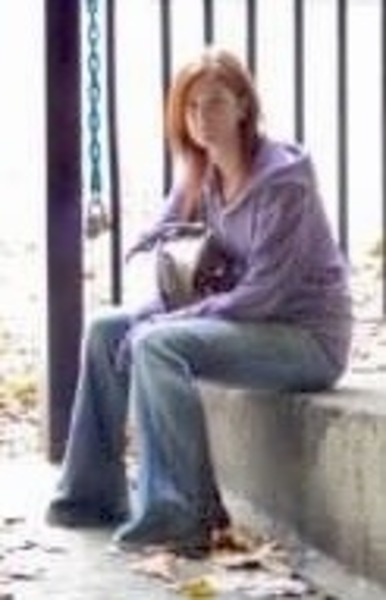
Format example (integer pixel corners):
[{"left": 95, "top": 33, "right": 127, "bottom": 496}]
[
  {"left": 203, "top": 0, "right": 214, "bottom": 45},
  {"left": 246, "top": 0, "right": 257, "bottom": 76},
  {"left": 160, "top": 0, "right": 172, "bottom": 195},
  {"left": 45, "top": 0, "right": 82, "bottom": 461},
  {"left": 382, "top": 0, "right": 386, "bottom": 315},
  {"left": 337, "top": 0, "right": 349, "bottom": 255},
  {"left": 294, "top": 0, "right": 305, "bottom": 143},
  {"left": 106, "top": 0, "right": 122, "bottom": 303}
]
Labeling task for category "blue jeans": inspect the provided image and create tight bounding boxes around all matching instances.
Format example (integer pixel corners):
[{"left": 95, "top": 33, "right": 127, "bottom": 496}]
[
  {"left": 52, "top": 308, "right": 132, "bottom": 517},
  {"left": 51, "top": 310, "right": 338, "bottom": 543}
]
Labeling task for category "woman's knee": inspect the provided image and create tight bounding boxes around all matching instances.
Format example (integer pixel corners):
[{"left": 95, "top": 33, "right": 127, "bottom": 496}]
[
  {"left": 130, "top": 319, "right": 198, "bottom": 364},
  {"left": 85, "top": 312, "right": 130, "bottom": 357},
  {"left": 131, "top": 319, "right": 179, "bottom": 358}
]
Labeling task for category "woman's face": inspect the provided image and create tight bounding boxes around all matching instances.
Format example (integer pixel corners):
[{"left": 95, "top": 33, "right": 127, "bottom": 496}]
[{"left": 185, "top": 75, "right": 244, "bottom": 150}]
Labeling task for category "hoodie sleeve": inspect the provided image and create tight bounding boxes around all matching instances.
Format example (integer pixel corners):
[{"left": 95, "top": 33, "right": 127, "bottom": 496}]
[
  {"left": 174, "top": 182, "right": 309, "bottom": 320},
  {"left": 125, "top": 187, "right": 185, "bottom": 259}
]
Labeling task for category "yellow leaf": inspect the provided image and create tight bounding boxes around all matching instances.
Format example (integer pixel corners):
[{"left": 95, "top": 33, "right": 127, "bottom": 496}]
[{"left": 177, "top": 576, "right": 216, "bottom": 598}]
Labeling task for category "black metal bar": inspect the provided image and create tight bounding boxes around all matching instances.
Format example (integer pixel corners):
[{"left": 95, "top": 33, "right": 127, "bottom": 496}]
[
  {"left": 246, "top": 0, "right": 257, "bottom": 76},
  {"left": 106, "top": 0, "right": 122, "bottom": 303},
  {"left": 382, "top": 0, "right": 386, "bottom": 315},
  {"left": 294, "top": 0, "right": 305, "bottom": 142},
  {"left": 337, "top": 0, "right": 349, "bottom": 254},
  {"left": 203, "top": 0, "right": 215, "bottom": 45},
  {"left": 160, "top": 0, "right": 172, "bottom": 194},
  {"left": 45, "top": 0, "right": 82, "bottom": 462}
]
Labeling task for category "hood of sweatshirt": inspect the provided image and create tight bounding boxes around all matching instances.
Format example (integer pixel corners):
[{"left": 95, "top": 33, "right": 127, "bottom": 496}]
[
  {"left": 250, "top": 135, "right": 317, "bottom": 191},
  {"left": 203, "top": 135, "right": 317, "bottom": 211}
]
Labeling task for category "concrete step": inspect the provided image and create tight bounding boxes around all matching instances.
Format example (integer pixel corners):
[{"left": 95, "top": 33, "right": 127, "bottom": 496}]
[{"left": 201, "top": 372, "right": 386, "bottom": 596}]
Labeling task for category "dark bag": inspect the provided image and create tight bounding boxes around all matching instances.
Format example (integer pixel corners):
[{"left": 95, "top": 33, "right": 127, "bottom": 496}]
[{"left": 155, "top": 222, "right": 236, "bottom": 309}]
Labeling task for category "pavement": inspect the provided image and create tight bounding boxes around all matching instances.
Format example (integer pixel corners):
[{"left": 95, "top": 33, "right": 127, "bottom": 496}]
[
  {"left": 0, "top": 457, "right": 330, "bottom": 600},
  {"left": 0, "top": 458, "right": 182, "bottom": 599}
]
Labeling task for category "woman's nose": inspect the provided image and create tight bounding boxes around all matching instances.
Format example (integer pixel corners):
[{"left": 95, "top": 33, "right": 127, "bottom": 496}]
[{"left": 196, "top": 102, "right": 215, "bottom": 119}]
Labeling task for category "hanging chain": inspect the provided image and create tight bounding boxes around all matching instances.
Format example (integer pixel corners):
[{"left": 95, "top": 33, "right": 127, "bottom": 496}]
[{"left": 85, "top": 0, "right": 110, "bottom": 239}]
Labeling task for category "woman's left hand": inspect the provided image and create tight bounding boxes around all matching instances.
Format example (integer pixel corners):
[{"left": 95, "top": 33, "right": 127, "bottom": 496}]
[{"left": 150, "top": 308, "right": 191, "bottom": 322}]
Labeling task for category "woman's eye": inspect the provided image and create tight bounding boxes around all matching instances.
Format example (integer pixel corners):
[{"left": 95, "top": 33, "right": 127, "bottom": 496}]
[
  {"left": 207, "top": 96, "right": 225, "bottom": 106},
  {"left": 188, "top": 97, "right": 226, "bottom": 112}
]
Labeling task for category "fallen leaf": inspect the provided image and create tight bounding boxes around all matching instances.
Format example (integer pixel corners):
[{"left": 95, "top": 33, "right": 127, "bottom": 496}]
[
  {"left": 210, "top": 525, "right": 258, "bottom": 553},
  {"left": 212, "top": 539, "right": 291, "bottom": 575},
  {"left": 244, "top": 574, "right": 309, "bottom": 597},
  {"left": 2, "top": 517, "right": 25, "bottom": 527},
  {"left": 5, "top": 564, "right": 45, "bottom": 582},
  {"left": 178, "top": 571, "right": 310, "bottom": 597},
  {"left": 129, "top": 550, "right": 177, "bottom": 583},
  {"left": 40, "top": 543, "right": 68, "bottom": 555},
  {"left": 176, "top": 576, "right": 216, "bottom": 598}
]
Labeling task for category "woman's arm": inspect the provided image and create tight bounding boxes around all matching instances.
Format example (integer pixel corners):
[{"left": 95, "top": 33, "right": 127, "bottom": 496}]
[
  {"left": 161, "top": 183, "right": 309, "bottom": 320},
  {"left": 124, "top": 186, "right": 186, "bottom": 261}
]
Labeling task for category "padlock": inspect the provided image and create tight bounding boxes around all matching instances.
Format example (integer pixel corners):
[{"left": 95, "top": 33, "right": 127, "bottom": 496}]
[{"left": 85, "top": 197, "right": 110, "bottom": 239}]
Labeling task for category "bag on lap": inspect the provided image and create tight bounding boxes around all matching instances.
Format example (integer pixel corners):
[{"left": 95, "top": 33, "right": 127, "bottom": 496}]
[
  {"left": 156, "top": 222, "right": 237, "bottom": 309},
  {"left": 127, "top": 221, "right": 237, "bottom": 310}
]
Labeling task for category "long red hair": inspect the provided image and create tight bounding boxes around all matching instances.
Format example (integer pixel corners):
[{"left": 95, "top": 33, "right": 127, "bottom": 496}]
[{"left": 165, "top": 47, "right": 263, "bottom": 219}]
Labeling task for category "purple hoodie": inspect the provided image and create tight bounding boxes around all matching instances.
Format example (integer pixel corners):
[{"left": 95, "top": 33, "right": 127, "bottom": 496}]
[{"left": 131, "top": 137, "right": 352, "bottom": 373}]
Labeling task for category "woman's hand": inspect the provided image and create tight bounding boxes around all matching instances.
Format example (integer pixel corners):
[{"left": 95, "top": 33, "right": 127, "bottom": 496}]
[{"left": 149, "top": 308, "right": 191, "bottom": 322}]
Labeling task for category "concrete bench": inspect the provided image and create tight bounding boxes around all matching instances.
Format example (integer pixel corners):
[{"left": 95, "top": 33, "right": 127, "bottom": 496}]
[{"left": 201, "top": 373, "right": 386, "bottom": 596}]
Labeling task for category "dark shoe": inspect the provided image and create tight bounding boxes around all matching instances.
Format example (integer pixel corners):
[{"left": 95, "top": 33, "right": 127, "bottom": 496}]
[
  {"left": 170, "top": 528, "right": 211, "bottom": 559},
  {"left": 113, "top": 511, "right": 210, "bottom": 558},
  {"left": 208, "top": 506, "right": 231, "bottom": 531},
  {"left": 46, "top": 499, "right": 128, "bottom": 528}
]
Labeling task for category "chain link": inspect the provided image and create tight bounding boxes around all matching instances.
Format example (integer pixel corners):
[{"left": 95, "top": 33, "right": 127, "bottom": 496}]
[{"left": 86, "top": 0, "right": 110, "bottom": 238}]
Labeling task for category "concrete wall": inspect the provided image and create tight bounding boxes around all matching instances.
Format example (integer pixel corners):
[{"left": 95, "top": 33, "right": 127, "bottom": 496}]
[{"left": 201, "top": 377, "right": 386, "bottom": 590}]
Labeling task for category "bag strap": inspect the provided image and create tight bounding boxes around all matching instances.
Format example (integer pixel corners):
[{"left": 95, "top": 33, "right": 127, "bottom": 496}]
[
  {"left": 125, "top": 221, "right": 207, "bottom": 264},
  {"left": 157, "top": 221, "right": 206, "bottom": 241}
]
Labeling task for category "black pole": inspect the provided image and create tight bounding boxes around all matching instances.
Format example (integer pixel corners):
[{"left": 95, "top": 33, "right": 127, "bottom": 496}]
[
  {"left": 160, "top": 0, "right": 172, "bottom": 194},
  {"left": 45, "top": 0, "right": 82, "bottom": 462},
  {"left": 246, "top": 0, "right": 257, "bottom": 76},
  {"left": 203, "top": 0, "right": 215, "bottom": 45},
  {"left": 337, "top": 0, "right": 349, "bottom": 255},
  {"left": 106, "top": 0, "right": 122, "bottom": 304},
  {"left": 382, "top": 0, "right": 386, "bottom": 315},
  {"left": 294, "top": 0, "right": 305, "bottom": 143}
]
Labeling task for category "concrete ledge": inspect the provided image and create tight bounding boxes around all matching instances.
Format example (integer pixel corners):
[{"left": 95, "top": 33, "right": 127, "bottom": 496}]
[{"left": 201, "top": 374, "right": 386, "bottom": 592}]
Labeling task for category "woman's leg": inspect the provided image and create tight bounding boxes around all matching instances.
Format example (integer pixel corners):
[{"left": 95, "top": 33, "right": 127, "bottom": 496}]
[
  {"left": 114, "top": 316, "right": 337, "bottom": 548},
  {"left": 48, "top": 308, "right": 133, "bottom": 524}
]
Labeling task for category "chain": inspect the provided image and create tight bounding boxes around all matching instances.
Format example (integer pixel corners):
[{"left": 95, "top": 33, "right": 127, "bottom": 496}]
[{"left": 85, "top": 0, "right": 110, "bottom": 239}]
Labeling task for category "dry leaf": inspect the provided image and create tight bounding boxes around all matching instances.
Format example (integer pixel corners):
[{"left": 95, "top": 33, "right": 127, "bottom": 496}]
[
  {"left": 244, "top": 574, "right": 309, "bottom": 597},
  {"left": 2, "top": 517, "right": 25, "bottom": 527},
  {"left": 129, "top": 550, "right": 177, "bottom": 583},
  {"left": 178, "top": 571, "right": 309, "bottom": 597},
  {"left": 177, "top": 576, "right": 216, "bottom": 598},
  {"left": 210, "top": 525, "right": 258, "bottom": 553},
  {"left": 5, "top": 563, "right": 45, "bottom": 582},
  {"left": 212, "top": 538, "right": 291, "bottom": 572}
]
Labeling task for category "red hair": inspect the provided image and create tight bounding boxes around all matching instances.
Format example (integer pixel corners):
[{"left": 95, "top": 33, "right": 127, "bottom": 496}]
[{"left": 165, "top": 47, "right": 262, "bottom": 219}]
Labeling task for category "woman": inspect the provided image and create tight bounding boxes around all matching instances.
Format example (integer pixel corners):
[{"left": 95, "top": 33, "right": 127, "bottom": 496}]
[{"left": 47, "top": 48, "right": 352, "bottom": 556}]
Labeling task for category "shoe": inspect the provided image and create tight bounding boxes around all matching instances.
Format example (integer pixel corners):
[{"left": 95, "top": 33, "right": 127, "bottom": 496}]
[
  {"left": 46, "top": 498, "right": 129, "bottom": 529},
  {"left": 112, "top": 511, "right": 210, "bottom": 558}
]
